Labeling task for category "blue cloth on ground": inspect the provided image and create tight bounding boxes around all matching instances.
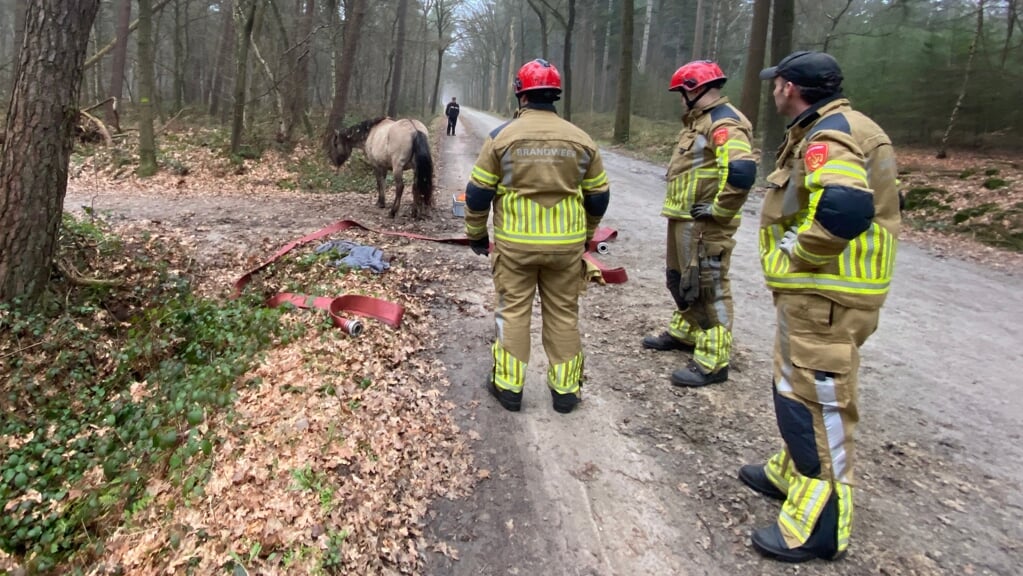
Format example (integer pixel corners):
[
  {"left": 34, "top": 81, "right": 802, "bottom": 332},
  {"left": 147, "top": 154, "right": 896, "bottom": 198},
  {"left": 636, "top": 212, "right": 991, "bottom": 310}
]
[{"left": 314, "top": 240, "right": 390, "bottom": 273}]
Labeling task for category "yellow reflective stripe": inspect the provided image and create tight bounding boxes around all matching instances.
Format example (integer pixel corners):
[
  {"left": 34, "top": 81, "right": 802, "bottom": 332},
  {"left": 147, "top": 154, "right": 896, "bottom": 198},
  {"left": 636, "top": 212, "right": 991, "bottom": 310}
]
[
  {"left": 695, "top": 168, "right": 719, "bottom": 178},
  {"left": 836, "top": 483, "right": 853, "bottom": 551},
  {"left": 721, "top": 139, "right": 752, "bottom": 153},
  {"left": 547, "top": 351, "right": 583, "bottom": 394},
  {"left": 779, "top": 477, "right": 833, "bottom": 545},
  {"left": 465, "top": 223, "right": 487, "bottom": 236},
  {"left": 472, "top": 165, "right": 499, "bottom": 186},
  {"left": 581, "top": 171, "right": 608, "bottom": 189},
  {"left": 493, "top": 341, "right": 526, "bottom": 393},
  {"left": 710, "top": 203, "right": 739, "bottom": 219},
  {"left": 764, "top": 450, "right": 792, "bottom": 493},
  {"left": 793, "top": 242, "right": 833, "bottom": 266},
  {"left": 496, "top": 193, "right": 586, "bottom": 244}
]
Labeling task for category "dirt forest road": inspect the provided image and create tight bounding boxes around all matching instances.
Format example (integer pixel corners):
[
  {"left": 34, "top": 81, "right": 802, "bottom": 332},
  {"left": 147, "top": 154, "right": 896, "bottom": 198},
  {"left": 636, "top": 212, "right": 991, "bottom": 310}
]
[
  {"left": 62, "top": 108, "right": 1022, "bottom": 576},
  {"left": 420, "top": 108, "right": 1023, "bottom": 576}
]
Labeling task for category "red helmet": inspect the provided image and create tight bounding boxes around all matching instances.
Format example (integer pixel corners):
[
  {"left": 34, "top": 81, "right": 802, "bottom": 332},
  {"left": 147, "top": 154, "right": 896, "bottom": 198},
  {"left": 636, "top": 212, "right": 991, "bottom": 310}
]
[
  {"left": 669, "top": 60, "right": 727, "bottom": 92},
  {"left": 514, "top": 59, "right": 562, "bottom": 95}
]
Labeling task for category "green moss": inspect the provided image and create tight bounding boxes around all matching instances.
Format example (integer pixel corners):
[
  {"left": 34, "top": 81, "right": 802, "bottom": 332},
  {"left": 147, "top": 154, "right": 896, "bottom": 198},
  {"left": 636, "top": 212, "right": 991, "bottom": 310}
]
[
  {"left": 953, "top": 203, "right": 998, "bottom": 224},
  {"left": 982, "top": 178, "right": 1007, "bottom": 190},
  {"left": 959, "top": 168, "right": 976, "bottom": 179},
  {"left": 984, "top": 168, "right": 1000, "bottom": 176},
  {"left": 969, "top": 223, "right": 1023, "bottom": 252},
  {"left": 903, "top": 186, "right": 948, "bottom": 211}
]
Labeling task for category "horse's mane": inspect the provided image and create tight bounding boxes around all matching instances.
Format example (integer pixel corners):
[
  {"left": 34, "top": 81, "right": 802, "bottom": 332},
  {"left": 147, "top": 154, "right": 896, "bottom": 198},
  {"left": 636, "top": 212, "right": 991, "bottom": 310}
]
[{"left": 342, "top": 117, "right": 388, "bottom": 141}]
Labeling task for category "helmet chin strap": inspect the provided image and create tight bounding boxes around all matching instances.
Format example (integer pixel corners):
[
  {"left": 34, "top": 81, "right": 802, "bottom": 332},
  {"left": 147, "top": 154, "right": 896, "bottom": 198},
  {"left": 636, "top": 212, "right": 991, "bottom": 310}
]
[{"left": 683, "top": 86, "right": 711, "bottom": 110}]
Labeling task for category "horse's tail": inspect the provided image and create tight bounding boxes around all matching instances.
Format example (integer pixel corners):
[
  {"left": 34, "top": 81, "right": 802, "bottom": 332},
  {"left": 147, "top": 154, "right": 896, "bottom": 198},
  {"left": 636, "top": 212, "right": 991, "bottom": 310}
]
[{"left": 411, "top": 130, "right": 434, "bottom": 207}]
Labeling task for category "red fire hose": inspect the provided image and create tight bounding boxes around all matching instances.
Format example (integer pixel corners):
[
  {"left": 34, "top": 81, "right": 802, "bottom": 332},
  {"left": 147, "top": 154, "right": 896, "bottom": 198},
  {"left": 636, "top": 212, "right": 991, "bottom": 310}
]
[{"left": 232, "top": 220, "right": 627, "bottom": 335}]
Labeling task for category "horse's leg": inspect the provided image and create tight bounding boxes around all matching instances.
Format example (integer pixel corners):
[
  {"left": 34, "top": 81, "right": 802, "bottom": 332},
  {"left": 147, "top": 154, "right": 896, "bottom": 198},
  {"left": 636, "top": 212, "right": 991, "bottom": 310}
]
[
  {"left": 375, "top": 168, "right": 387, "bottom": 208},
  {"left": 390, "top": 167, "right": 404, "bottom": 218}
]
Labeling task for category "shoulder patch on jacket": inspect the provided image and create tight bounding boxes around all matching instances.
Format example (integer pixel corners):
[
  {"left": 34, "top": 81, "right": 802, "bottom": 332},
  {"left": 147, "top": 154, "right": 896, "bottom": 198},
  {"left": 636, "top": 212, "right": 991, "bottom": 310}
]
[
  {"left": 489, "top": 120, "right": 513, "bottom": 139},
  {"left": 807, "top": 113, "right": 851, "bottom": 139},
  {"left": 713, "top": 127, "right": 729, "bottom": 146},
  {"left": 710, "top": 105, "right": 740, "bottom": 124},
  {"left": 805, "top": 143, "right": 829, "bottom": 172}
]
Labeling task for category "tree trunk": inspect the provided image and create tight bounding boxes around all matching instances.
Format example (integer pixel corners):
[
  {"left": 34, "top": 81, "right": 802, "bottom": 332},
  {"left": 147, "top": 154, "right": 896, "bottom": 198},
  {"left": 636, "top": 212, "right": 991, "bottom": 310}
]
[
  {"left": 600, "top": 0, "right": 613, "bottom": 111},
  {"left": 613, "top": 0, "right": 634, "bottom": 143},
  {"left": 563, "top": 0, "right": 576, "bottom": 120},
  {"left": 138, "top": 0, "right": 158, "bottom": 176},
  {"left": 937, "top": 0, "right": 985, "bottom": 158},
  {"left": 324, "top": 0, "right": 368, "bottom": 144},
  {"left": 11, "top": 0, "right": 28, "bottom": 89},
  {"left": 739, "top": 0, "right": 770, "bottom": 132},
  {"left": 105, "top": 0, "right": 131, "bottom": 131},
  {"left": 387, "top": 0, "right": 410, "bottom": 117},
  {"left": 760, "top": 0, "right": 794, "bottom": 173},
  {"left": 173, "top": 0, "right": 185, "bottom": 110},
  {"left": 528, "top": 0, "right": 550, "bottom": 60},
  {"left": 507, "top": 16, "right": 518, "bottom": 115},
  {"left": 1001, "top": 0, "right": 1016, "bottom": 69},
  {"left": 209, "top": 0, "right": 236, "bottom": 117},
  {"left": 692, "top": 0, "right": 706, "bottom": 59},
  {"left": 291, "top": 0, "right": 315, "bottom": 139},
  {"left": 638, "top": 0, "right": 654, "bottom": 73},
  {"left": 0, "top": 0, "right": 101, "bottom": 309},
  {"left": 82, "top": 0, "right": 175, "bottom": 71}
]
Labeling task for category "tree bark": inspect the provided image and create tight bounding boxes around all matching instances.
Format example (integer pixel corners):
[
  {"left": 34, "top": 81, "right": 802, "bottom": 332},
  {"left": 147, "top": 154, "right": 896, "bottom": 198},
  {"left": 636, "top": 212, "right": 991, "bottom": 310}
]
[
  {"left": 600, "top": 0, "right": 613, "bottom": 112},
  {"left": 387, "top": 0, "right": 410, "bottom": 117},
  {"left": 209, "top": 0, "right": 236, "bottom": 117},
  {"left": 613, "top": 0, "right": 634, "bottom": 143},
  {"left": 938, "top": 0, "right": 985, "bottom": 158},
  {"left": 230, "top": 0, "right": 259, "bottom": 155},
  {"left": 291, "top": 0, "right": 315, "bottom": 140},
  {"left": 1001, "top": 0, "right": 1016, "bottom": 69},
  {"left": 11, "top": 0, "right": 28, "bottom": 88},
  {"left": 507, "top": 16, "right": 518, "bottom": 115},
  {"left": 0, "top": 0, "right": 101, "bottom": 309},
  {"left": 105, "top": 0, "right": 131, "bottom": 131},
  {"left": 739, "top": 0, "right": 770, "bottom": 131},
  {"left": 527, "top": 0, "right": 550, "bottom": 60},
  {"left": 82, "top": 0, "right": 175, "bottom": 71},
  {"left": 138, "top": 0, "right": 158, "bottom": 176},
  {"left": 638, "top": 0, "right": 654, "bottom": 73},
  {"left": 324, "top": 0, "right": 368, "bottom": 144},
  {"left": 760, "top": 0, "right": 794, "bottom": 173},
  {"left": 692, "top": 0, "right": 706, "bottom": 59},
  {"left": 173, "top": 0, "right": 185, "bottom": 110}
]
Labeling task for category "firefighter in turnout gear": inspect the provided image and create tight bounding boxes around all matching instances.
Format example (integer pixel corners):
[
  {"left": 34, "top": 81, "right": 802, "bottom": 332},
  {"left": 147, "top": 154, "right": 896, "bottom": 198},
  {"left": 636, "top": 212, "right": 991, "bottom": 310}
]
[
  {"left": 642, "top": 60, "right": 758, "bottom": 387},
  {"left": 740, "top": 51, "right": 900, "bottom": 563},
  {"left": 464, "top": 59, "right": 610, "bottom": 414}
]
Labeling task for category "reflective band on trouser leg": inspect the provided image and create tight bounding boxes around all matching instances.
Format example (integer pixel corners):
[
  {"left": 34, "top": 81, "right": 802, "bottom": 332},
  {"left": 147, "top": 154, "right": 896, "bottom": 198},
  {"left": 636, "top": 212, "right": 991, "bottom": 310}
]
[
  {"left": 693, "top": 325, "right": 731, "bottom": 372},
  {"left": 667, "top": 310, "right": 699, "bottom": 344},
  {"left": 547, "top": 351, "right": 584, "bottom": 395},
  {"left": 764, "top": 449, "right": 796, "bottom": 494},
  {"left": 492, "top": 341, "right": 527, "bottom": 394},
  {"left": 778, "top": 475, "right": 834, "bottom": 549}
]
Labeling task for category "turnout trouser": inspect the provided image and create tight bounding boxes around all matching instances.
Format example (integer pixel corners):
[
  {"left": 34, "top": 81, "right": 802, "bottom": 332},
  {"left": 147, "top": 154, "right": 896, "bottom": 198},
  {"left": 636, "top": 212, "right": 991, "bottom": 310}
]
[
  {"left": 490, "top": 246, "right": 588, "bottom": 396},
  {"left": 664, "top": 218, "right": 735, "bottom": 372},
  {"left": 763, "top": 293, "right": 879, "bottom": 556},
  {"left": 447, "top": 117, "right": 458, "bottom": 135}
]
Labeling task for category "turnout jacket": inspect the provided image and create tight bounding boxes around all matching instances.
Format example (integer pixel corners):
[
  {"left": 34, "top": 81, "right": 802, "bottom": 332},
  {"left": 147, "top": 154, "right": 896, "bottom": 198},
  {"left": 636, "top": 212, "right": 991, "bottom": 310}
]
[
  {"left": 759, "top": 97, "right": 900, "bottom": 310},
  {"left": 662, "top": 96, "right": 758, "bottom": 225},
  {"left": 465, "top": 105, "right": 610, "bottom": 253}
]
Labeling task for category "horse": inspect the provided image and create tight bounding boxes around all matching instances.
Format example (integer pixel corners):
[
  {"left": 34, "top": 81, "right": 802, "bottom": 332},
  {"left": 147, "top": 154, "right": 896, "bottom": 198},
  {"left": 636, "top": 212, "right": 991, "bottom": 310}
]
[{"left": 327, "top": 117, "right": 435, "bottom": 219}]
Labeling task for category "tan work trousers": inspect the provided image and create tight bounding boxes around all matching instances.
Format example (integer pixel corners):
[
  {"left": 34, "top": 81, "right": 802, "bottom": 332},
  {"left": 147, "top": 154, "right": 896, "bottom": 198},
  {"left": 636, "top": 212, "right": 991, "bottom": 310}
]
[
  {"left": 665, "top": 219, "right": 736, "bottom": 372},
  {"left": 765, "top": 292, "right": 880, "bottom": 553},
  {"left": 490, "top": 245, "right": 588, "bottom": 395}
]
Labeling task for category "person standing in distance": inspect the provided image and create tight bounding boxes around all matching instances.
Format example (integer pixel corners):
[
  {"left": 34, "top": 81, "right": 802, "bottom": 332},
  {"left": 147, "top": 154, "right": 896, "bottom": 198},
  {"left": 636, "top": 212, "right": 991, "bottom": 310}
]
[
  {"left": 642, "top": 60, "right": 758, "bottom": 388},
  {"left": 740, "top": 50, "right": 900, "bottom": 563},
  {"left": 462, "top": 59, "right": 610, "bottom": 414},
  {"left": 445, "top": 97, "right": 460, "bottom": 136}
]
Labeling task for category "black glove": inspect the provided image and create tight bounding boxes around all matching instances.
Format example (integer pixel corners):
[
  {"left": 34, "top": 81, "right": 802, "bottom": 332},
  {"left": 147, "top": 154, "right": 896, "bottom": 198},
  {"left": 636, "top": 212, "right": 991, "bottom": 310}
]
[
  {"left": 469, "top": 236, "right": 490, "bottom": 256},
  {"left": 690, "top": 203, "right": 715, "bottom": 221}
]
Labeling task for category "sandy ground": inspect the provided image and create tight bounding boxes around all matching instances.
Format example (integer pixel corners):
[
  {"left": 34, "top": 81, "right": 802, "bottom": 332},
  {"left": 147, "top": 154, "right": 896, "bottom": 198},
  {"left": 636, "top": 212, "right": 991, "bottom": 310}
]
[{"left": 63, "top": 108, "right": 1023, "bottom": 576}]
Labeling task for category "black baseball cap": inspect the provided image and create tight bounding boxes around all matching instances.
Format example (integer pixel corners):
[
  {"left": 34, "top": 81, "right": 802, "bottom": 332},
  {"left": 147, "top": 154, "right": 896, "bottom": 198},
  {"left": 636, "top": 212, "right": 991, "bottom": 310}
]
[{"left": 759, "top": 51, "right": 843, "bottom": 88}]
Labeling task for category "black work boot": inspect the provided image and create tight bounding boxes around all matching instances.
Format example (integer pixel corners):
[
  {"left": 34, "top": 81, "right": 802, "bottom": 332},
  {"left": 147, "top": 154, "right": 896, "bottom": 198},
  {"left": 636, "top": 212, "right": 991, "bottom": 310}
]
[
  {"left": 670, "top": 361, "right": 728, "bottom": 387},
  {"left": 487, "top": 374, "right": 522, "bottom": 412},
  {"left": 550, "top": 387, "right": 581, "bottom": 414},
  {"left": 738, "top": 464, "right": 786, "bottom": 501},
  {"left": 751, "top": 494, "right": 844, "bottom": 563},
  {"left": 642, "top": 331, "right": 695, "bottom": 352}
]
